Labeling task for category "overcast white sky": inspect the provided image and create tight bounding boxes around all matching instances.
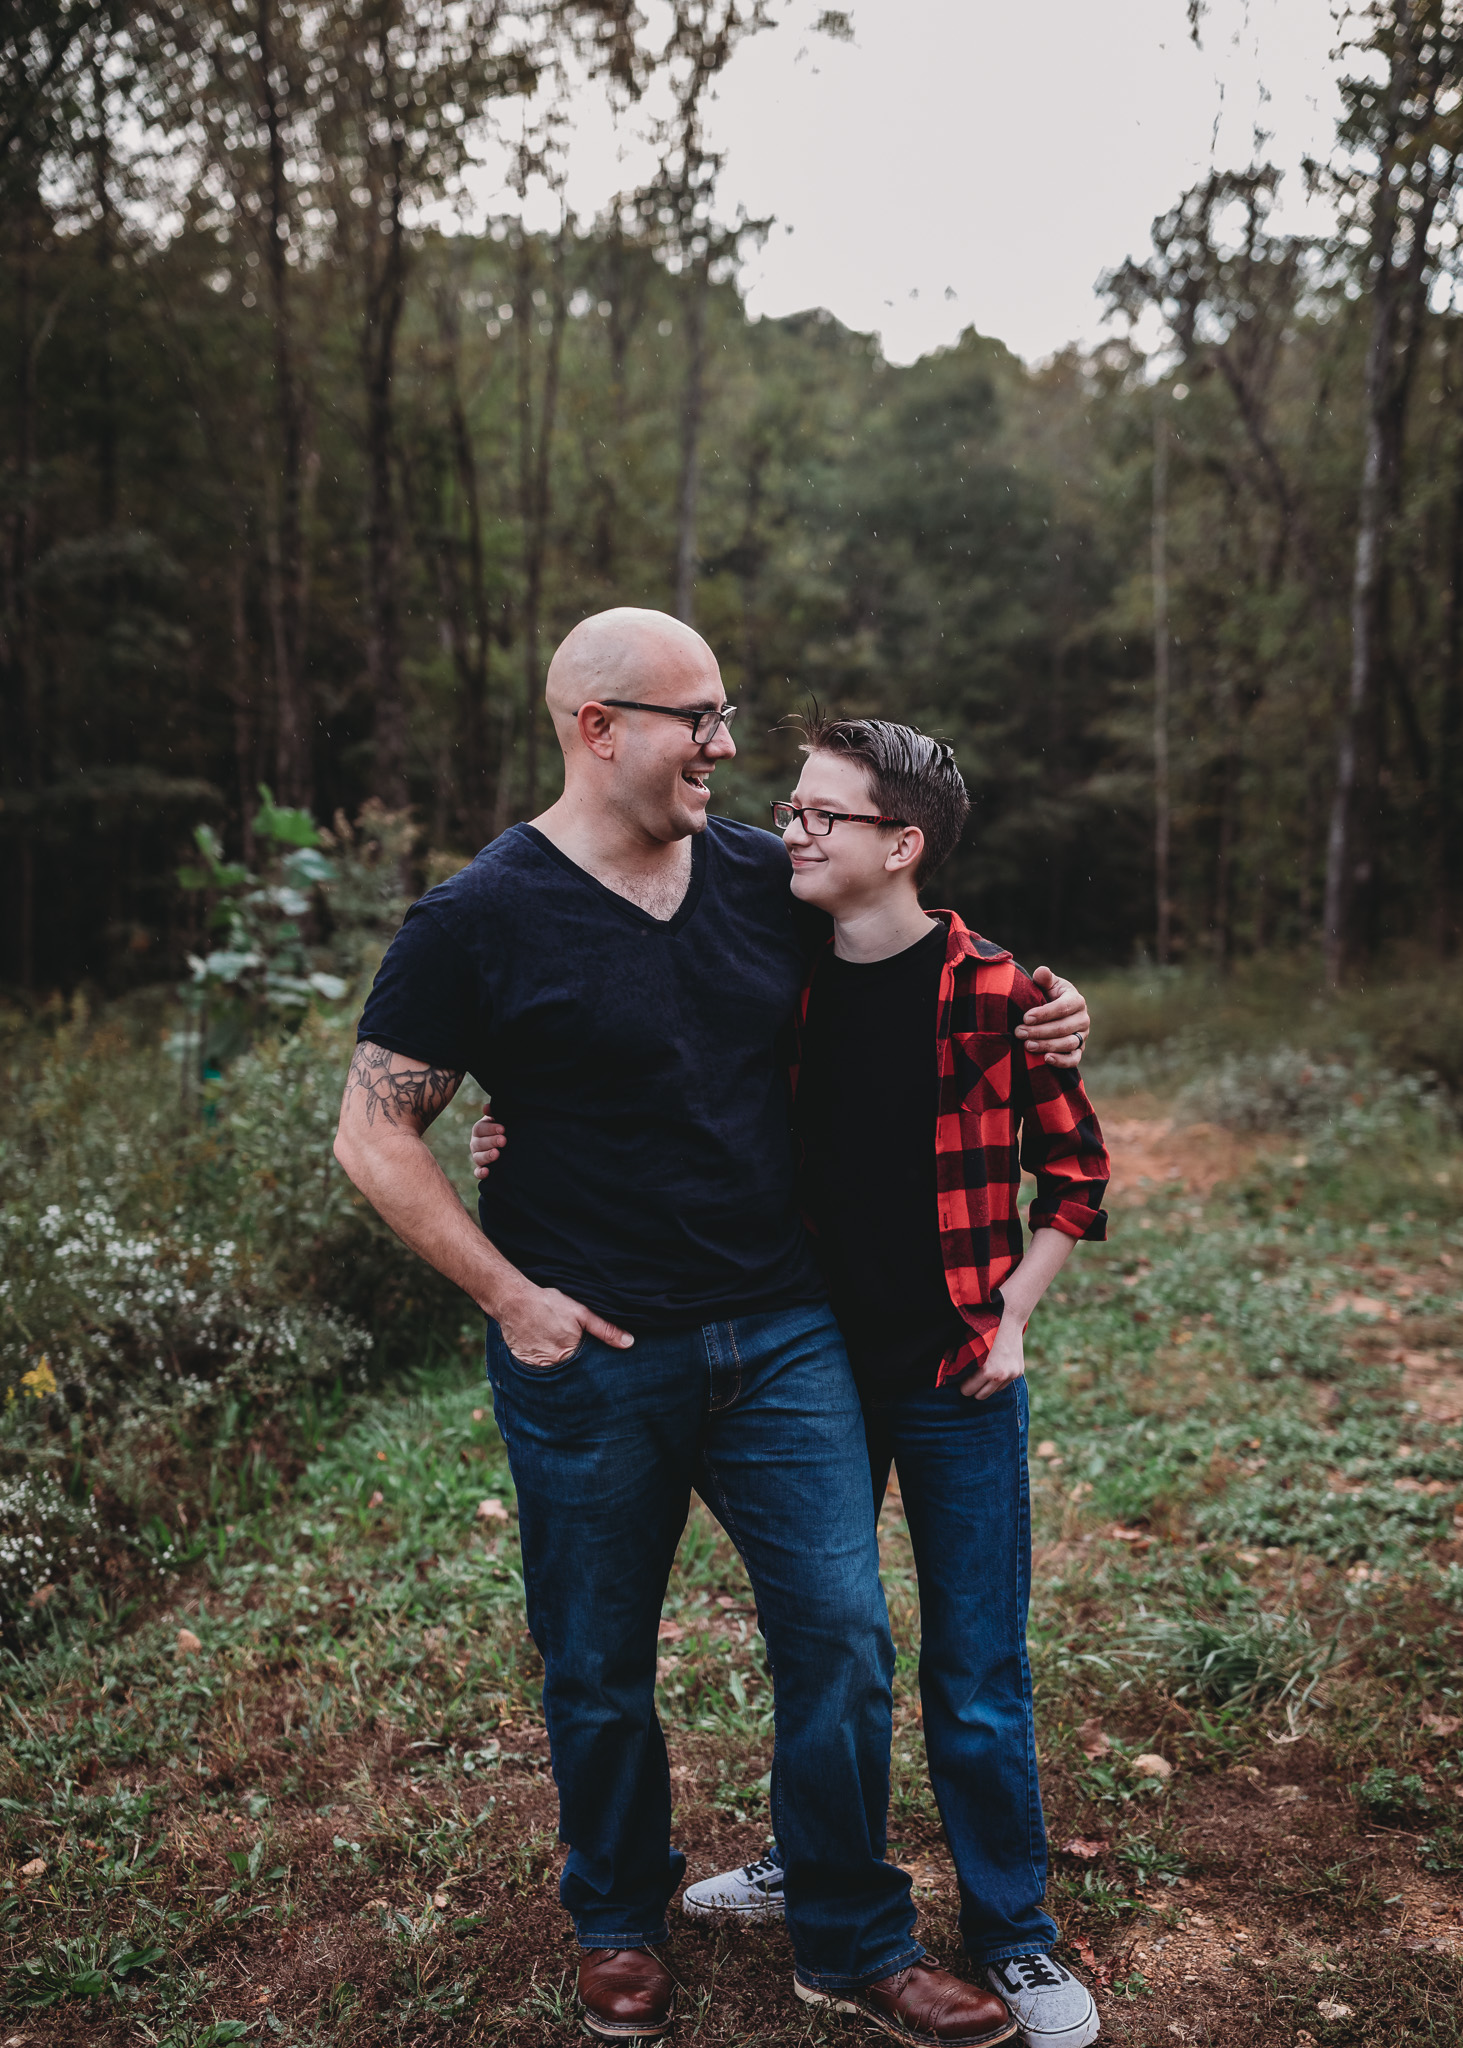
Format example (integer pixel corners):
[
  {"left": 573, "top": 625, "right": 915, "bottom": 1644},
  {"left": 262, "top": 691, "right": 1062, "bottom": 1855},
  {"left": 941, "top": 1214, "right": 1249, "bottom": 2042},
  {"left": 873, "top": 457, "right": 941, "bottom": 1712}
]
[{"left": 485, "top": 0, "right": 1346, "bottom": 366}]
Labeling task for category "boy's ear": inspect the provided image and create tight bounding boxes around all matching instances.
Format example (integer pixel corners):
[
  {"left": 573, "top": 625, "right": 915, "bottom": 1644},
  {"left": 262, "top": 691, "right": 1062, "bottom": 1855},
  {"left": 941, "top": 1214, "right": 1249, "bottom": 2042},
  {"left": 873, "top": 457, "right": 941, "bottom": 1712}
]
[{"left": 884, "top": 824, "right": 925, "bottom": 877}]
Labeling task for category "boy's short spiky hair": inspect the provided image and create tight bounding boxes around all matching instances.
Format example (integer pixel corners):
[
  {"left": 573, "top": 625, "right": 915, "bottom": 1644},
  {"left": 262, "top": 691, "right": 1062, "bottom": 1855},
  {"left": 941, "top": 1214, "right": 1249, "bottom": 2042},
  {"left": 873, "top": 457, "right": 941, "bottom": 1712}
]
[{"left": 798, "top": 713, "right": 970, "bottom": 886}]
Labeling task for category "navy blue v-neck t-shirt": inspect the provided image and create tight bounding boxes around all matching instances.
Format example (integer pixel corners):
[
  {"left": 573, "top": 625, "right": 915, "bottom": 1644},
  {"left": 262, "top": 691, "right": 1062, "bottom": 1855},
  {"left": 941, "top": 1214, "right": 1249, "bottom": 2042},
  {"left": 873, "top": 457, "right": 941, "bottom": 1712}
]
[{"left": 356, "top": 818, "right": 824, "bottom": 1331}]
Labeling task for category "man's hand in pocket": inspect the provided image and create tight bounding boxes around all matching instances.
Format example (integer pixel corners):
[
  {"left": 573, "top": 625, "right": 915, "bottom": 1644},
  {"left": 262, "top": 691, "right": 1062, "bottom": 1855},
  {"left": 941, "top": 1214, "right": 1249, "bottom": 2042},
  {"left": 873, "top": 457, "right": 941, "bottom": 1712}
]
[{"left": 498, "top": 1282, "right": 633, "bottom": 1368}]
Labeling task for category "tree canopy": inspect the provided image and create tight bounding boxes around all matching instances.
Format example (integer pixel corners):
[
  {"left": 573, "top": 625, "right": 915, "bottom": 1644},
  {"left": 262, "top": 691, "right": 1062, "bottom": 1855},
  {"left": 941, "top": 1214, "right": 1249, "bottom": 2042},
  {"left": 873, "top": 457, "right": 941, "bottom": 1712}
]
[{"left": 5, "top": 0, "right": 1463, "bottom": 991}]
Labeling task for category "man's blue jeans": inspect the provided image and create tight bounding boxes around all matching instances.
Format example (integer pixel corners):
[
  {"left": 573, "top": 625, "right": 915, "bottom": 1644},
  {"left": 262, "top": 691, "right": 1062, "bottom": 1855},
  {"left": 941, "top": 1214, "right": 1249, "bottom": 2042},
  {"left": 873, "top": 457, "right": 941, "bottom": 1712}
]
[
  {"left": 864, "top": 1375, "right": 1058, "bottom": 1966},
  {"left": 484, "top": 1302, "right": 920, "bottom": 1990}
]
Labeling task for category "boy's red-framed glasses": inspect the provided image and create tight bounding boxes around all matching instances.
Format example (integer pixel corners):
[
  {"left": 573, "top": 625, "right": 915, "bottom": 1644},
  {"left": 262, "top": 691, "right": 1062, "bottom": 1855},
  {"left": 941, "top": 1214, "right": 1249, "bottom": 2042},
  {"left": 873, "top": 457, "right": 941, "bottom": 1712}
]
[{"left": 771, "top": 801, "right": 910, "bottom": 836}]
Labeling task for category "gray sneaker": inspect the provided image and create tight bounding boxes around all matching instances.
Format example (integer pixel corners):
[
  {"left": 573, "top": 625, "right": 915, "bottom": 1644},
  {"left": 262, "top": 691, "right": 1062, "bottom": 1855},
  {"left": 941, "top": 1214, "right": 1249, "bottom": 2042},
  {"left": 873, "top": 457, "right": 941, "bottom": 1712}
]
[
  {"left": 985, "top": 1956, "right": 1099, "bottom": 2048},
  {"left": 681, "top": 1854, "right": 786, "bottom": 1920}
]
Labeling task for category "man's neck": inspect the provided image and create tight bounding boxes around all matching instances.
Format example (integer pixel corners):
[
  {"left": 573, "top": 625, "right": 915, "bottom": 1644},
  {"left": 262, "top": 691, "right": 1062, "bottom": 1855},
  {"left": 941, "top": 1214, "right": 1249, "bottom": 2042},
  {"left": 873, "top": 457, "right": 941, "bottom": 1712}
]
[
  {"left": 532, "top": 794, "right": 694, "bottom": 922},
  {"left": 831, "top": 894, "right": 940, "bottom": 963}
]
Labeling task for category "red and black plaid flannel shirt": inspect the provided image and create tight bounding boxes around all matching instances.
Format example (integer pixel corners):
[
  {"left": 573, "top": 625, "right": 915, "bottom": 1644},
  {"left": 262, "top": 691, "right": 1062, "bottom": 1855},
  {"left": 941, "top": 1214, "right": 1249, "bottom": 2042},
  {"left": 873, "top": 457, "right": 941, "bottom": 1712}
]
[{"left": 793, "top": 909, "right": 1110, "bottom": 1387}]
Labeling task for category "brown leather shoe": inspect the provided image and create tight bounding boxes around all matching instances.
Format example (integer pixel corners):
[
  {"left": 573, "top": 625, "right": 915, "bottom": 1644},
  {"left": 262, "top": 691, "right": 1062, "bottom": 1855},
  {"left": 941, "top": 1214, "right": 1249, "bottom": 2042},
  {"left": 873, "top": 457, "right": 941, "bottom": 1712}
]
[
  {"left": 796, "top": 1957, "right": 1018, "bottom": 2046},
  {"left": 577, "top": 1946, "right": 675, "bottom": 2039}
]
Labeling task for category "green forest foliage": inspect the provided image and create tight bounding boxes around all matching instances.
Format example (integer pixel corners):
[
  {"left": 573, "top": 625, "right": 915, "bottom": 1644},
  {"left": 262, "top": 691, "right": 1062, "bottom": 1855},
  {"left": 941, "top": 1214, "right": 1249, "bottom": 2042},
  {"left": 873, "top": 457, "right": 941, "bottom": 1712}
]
[{"left": 4, "top": 1, "right": 1463, "bottom": 990}]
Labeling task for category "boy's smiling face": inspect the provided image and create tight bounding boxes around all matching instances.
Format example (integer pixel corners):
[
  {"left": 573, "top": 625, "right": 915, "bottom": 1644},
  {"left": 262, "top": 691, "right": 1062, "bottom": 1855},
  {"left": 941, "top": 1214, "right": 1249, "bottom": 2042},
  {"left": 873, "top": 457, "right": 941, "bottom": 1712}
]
[{"left": 783, "top": 750, "right": 925, "bottom": 915}]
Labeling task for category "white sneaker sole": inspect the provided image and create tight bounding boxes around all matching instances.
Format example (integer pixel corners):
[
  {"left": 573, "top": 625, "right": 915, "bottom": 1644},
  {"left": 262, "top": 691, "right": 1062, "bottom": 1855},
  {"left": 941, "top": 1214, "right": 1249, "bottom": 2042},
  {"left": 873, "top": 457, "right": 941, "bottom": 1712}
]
[
  {"left": 1004, "top": 1992, "right": 1100, "bottom": 2048},
  {"left": 794, "top": 1976, "right": 1020, "bottom": 2047},
  {"left": 681, "top": 1891, "right": 785, "bottom": 1921}
]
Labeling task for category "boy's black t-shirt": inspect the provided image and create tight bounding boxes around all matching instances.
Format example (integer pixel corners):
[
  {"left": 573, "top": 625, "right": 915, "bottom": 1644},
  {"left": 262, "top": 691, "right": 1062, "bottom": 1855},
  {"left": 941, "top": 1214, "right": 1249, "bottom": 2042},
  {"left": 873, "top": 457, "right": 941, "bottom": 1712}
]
[
  {"left": 356, "top": 817, "right": 824, "bottom": 1331},
  {"left": 795, "top": 922, "right": 970, "bottom": 1398}
]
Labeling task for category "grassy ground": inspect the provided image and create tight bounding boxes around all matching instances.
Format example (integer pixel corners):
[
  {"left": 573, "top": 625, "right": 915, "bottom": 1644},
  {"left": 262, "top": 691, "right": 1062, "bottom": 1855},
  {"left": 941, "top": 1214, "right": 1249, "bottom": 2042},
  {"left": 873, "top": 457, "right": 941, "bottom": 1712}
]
[{"left": 4, "top": 1057, "right": 1463, "bottom": 2044}]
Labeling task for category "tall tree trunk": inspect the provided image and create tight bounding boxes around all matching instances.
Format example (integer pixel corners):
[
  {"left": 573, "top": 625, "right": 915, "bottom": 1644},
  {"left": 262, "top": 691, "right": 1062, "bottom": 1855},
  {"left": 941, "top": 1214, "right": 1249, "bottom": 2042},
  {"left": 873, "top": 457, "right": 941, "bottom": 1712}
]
[
  {"left": 1439, "top": 400, "right": 1463, "bottom": 952},
  {"left": 1323, "top": 32, "right": 1447, "bottom": 984},
  {"left": 91, "top": 59, "right": 116, "bottom": 529},
  {"left": 363, "top": 137, "right": 409, "bottom": 811},
  {"left": 10, "top": 198, "right": 39, "bottom": 989},
  {"left": 517, "top": 226, "right": 566, "bottom": 818},
  {"left": 736, "top": 444, "right": 765, "bottom": 711},
  {"left": 258, "top": 0, "right": 309, "bottom": 806},
  {"left": 1152, "top": 389, "right": 1172, "bottom": 966},
  {"left": 674, "top": 251, "right": 709, "bottom": 623},
  {"left": 428, "top": 273, "right": 492, "bottom": 844},
  {"left": 1211, "top": 676, "right": 1240, "bottom": 975},
  {"left": 229, "top": 552, "right": 257, "bottom": 869}
]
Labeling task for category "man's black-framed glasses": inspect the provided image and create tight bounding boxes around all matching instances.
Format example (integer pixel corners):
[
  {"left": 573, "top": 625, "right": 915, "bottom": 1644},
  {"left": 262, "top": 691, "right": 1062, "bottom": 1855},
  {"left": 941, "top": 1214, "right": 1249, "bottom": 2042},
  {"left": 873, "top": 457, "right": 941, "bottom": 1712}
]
[
  {"left": 599, "top": 698, "right": 737, "bottom": 744},
  {"left": 770, "top": 801, "right": 910, "bottom": 837}
]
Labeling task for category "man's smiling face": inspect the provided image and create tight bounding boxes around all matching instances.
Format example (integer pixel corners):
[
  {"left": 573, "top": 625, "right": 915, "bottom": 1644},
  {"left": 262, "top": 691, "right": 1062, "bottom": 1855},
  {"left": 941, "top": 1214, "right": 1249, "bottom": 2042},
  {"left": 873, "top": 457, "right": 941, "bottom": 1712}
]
[{"left": 600, "top": 650, "right": 737, "bottom": 844}]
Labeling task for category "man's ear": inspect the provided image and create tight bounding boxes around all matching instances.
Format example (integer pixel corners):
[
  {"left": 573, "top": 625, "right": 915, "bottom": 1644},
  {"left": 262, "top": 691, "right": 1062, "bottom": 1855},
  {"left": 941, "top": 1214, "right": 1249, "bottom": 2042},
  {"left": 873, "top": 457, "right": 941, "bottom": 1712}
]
[
  {"left": 578, "top": 701, "right": 616, "bottom": 760},
  {"left": 885, "top": 824, "right": 925, "bottom": 877}
]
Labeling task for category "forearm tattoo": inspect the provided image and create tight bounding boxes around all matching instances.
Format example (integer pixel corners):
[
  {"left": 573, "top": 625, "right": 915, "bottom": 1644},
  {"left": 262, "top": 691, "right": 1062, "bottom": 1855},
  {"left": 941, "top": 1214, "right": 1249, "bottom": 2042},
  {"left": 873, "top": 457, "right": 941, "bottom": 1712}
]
[{"left": 345, "top": 1041, "right": 463, "bottom": 1132}]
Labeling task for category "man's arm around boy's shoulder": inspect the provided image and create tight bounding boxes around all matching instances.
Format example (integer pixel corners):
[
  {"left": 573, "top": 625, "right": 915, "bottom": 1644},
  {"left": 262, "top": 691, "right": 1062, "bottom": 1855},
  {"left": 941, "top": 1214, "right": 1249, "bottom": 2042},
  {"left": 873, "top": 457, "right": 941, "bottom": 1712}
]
[{"left": 1004, "top": 961, "right": 1110, "bottom": 1246}]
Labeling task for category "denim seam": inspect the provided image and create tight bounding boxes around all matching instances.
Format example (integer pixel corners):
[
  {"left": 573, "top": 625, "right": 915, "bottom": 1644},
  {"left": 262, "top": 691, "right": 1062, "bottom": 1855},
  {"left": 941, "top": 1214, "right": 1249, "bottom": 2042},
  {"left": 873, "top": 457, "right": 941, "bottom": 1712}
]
[
  {"left": 577, "top": 1927, "right": 670, "bottom": 1950},
  {"left": 975, "top": 1941, "right": 1058, "bottom": 1968},
  {"left": 793, "top": 1939, "right": 925, "bottom": 1993},
  {"left": 705, "top": 1318, "right": 743, "bottom": 1413},
  {"left": 1013, "top": 1383, "right": 1049, "bottom": 1910}
]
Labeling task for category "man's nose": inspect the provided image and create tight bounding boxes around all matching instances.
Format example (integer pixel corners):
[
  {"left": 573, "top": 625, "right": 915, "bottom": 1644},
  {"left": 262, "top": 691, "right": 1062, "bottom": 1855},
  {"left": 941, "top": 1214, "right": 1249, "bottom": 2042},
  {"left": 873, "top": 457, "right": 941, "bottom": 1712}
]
[{"left": 702, "top": 719, "right": 736, "bottom": 761}]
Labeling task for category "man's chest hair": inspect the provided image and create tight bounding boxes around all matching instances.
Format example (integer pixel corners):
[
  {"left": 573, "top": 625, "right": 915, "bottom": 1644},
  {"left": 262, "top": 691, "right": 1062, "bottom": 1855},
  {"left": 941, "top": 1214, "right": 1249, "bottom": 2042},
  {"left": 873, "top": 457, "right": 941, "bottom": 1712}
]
[{"left": 590, "top": 841, "right": 693, "bottom": 921}]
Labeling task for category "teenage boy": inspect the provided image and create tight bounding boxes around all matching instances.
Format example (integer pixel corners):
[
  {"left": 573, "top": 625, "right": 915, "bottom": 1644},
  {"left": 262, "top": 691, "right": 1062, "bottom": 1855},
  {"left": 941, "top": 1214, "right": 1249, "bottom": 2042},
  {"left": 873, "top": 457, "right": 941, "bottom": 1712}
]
[
  {"left": 341, "top": 609, "right": 1091, "bottom": 2046},
  {"left": 671, "top": 720, "right": 1110, "bottom": 2048}
]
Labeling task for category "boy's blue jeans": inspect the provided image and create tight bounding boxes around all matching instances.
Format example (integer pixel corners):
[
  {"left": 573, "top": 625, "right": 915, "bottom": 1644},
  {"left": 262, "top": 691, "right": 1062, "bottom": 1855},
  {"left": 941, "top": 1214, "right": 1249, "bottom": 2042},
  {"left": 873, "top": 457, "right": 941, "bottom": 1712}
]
[
  {"left": 484, "top": 1302, "right": 921, "bottom": 1990},
  {"left": 775, "top": 1374, "right": 1058, "bottom": 1967},
  {"left": 866, "top": 1374, "right": 1059, "bottom": 1965}
]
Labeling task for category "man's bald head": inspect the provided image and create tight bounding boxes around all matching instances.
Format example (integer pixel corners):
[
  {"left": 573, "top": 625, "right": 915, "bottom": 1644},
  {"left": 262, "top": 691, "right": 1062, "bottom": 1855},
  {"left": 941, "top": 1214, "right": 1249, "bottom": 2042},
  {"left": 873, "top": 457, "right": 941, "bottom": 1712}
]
[{"left": 545, "top": 608, "right": 720, "bottom": 734}]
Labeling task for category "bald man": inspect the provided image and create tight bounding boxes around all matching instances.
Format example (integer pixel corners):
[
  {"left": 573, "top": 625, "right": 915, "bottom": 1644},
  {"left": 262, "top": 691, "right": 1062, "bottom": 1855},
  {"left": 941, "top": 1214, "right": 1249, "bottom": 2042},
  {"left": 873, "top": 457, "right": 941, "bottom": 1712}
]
[{"left": 334, "top": 609, "right": 1088, "bottom": 2044}]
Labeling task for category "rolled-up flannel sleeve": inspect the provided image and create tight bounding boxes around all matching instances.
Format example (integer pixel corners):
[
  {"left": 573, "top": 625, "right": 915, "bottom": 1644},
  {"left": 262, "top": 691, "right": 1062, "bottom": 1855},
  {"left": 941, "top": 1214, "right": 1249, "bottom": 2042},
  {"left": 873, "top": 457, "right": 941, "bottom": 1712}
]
[{"left": 1012, "top": 1038, "right": 1110, "bottom": 1242}]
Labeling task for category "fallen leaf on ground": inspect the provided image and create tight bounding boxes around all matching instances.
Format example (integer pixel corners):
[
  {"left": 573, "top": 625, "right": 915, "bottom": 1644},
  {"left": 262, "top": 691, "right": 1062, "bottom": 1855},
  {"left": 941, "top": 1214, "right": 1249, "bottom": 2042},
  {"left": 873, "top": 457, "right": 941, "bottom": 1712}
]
[
  {"left": 368, "top": 1489, "right": 384, "bottom": 1508},
  {"left": 433, "top": 1891, "right": 449, "bottom": 1908},
  {"left": 1271, "top": 1783, "right": 1307, "bottom": 1804},
  {"left": 476, "top": 1498, "right": 509, "bottom": 1523},
  {"left": 176, "top": 1628, "right": 202, "bottom": 1654},
  {"left": 1035, "top": 1439, "right": 1058, "bottom": 1459},
  {"left": 1131, "top": 1753, "right": 1173, "bottom": 1780},
  {"left": 1316, "top": 1999, "right": 1353, "bottom": 2021},
  {"left": 1110, "top": 1525, "right": 1152, "bottom": 1545},
  {"left": 657, "top": 1619, "right": 685, "bottom": 1641},
  {"left": 472, "top": 1407, "right": 486, "bottom": 1421},
  {"left": 364, "top": 1898, "right": 391, "bottom": 1911},
  {"left": 26, "top": 1584, "right": 56, "bottom": 1609},
  {"left": 1324, "top": 1291, "right": 1388, "bottom": 1317},
  {"left": 1059, "top": 1838, "right": 1108, "bottom": 1859},
  {"left": 1073, "top": 1939, "right": 1097, "bottom": 1970},
  {"left": 1077, "top": 1718, "right": 1110, "bottom": 1758},
  {"left": 18, "top": 1859, "right": 46, "bottom": 1879},
  {"left": 1423, "top": 1713, "right": 1462, "bottom": 1736}
]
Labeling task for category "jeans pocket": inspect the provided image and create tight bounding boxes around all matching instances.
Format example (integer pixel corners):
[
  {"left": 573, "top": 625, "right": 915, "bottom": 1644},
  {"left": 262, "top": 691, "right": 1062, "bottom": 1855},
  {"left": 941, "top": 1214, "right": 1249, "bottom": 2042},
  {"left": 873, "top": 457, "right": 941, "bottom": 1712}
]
[{"left": 489, "top": 1321, "right": 589, "bottom": 1381}]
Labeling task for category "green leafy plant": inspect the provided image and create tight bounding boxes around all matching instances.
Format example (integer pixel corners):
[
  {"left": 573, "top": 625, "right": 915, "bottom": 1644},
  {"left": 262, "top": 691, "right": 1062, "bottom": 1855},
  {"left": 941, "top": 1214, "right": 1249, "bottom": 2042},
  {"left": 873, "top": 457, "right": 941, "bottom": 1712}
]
[{"left": 8, "top": 1934, "right": 165, "bottom": 2008}]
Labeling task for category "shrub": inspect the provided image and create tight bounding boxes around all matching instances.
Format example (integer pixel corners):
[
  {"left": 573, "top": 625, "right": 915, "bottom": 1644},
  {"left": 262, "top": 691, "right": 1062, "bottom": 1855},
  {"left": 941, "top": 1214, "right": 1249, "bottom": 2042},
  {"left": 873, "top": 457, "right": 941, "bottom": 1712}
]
[{"left": 0, "top": 1468, "right": 103, "bottom": 1625}]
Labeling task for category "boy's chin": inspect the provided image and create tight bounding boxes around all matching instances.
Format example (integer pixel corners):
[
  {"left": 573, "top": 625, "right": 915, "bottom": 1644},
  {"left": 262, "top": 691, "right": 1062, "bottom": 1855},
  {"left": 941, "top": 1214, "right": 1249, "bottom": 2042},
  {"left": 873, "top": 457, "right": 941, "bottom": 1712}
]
[{"left": 788, "top": 867, "right": 831, "bottom": 905}]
